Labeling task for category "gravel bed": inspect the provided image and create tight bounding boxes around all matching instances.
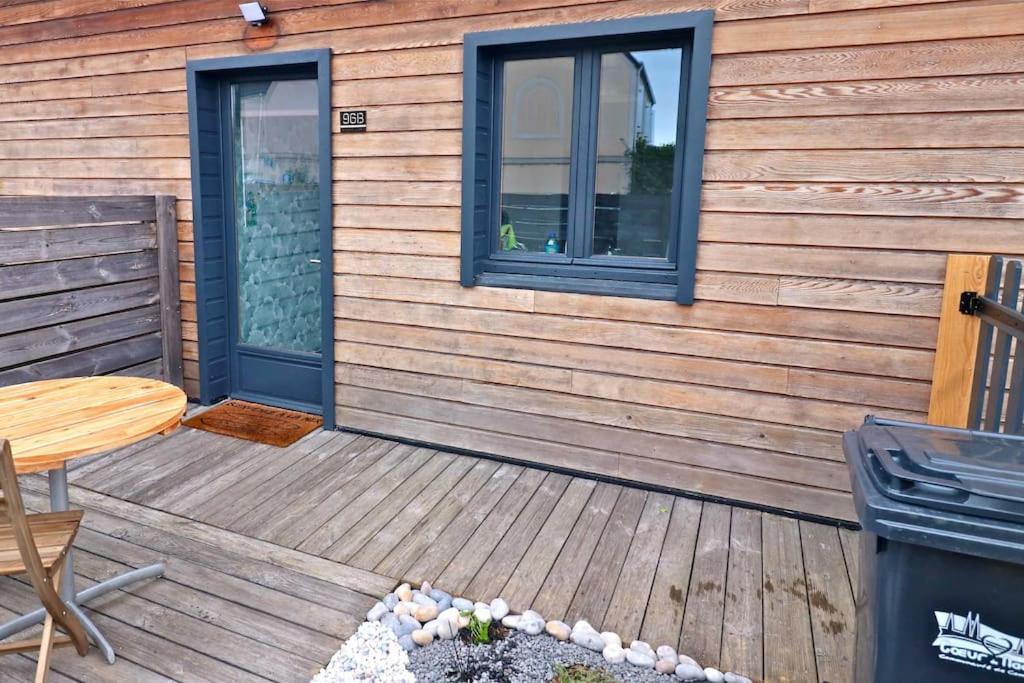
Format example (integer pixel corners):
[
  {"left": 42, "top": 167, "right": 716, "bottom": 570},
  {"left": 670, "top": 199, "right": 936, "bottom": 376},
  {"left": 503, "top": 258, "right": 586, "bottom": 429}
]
[
  {"left": 408, "top": 631, "right": 677, "bottom": 683},
  {"left": 311, "top": 621, "right": 414, "bottom": 683}
]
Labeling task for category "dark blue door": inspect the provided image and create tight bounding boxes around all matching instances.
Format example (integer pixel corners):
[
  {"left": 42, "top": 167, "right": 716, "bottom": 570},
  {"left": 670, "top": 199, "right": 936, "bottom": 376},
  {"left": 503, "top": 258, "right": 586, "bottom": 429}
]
[{"left": 222, "top": 75, "right": 323, "bottom": 413}]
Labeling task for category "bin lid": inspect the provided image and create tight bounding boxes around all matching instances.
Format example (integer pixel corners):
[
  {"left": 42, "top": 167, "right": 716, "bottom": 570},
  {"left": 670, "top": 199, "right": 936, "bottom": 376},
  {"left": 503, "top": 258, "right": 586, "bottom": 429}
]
[{"left": 853, "top": 417, "right": 1024, "bottom": 525}]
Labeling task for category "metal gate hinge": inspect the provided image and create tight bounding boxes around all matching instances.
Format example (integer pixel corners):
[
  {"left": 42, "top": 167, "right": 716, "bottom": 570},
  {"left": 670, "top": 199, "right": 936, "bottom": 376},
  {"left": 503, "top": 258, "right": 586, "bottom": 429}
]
[{"left": 959, "top": 291, "right": 983, "bottom": 315}]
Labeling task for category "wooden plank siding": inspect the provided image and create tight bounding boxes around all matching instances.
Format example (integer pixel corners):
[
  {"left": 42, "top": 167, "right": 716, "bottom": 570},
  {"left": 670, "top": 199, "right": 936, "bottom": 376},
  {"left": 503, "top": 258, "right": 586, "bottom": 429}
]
[{"left": 1, "top": 0, "right": 1022, "bottom": 519}]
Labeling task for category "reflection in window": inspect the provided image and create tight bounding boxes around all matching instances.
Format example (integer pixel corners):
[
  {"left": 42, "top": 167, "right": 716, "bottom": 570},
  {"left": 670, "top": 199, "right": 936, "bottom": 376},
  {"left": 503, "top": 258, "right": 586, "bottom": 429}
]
[
  {"left": 511, "top": 77, "right": 566, "bottom": 139},
  {"left": 498, "top": 57, "right": 575, "bottom": 255},
  {"left": 594, "top": 48, "right": 681, "bottom": 259}
]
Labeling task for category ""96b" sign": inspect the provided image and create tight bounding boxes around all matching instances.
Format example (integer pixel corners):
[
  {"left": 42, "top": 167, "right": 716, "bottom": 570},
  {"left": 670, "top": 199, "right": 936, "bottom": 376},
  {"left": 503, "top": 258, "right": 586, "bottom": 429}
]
[{"left": 339, "top": 110, "right": 367, "bottom": 132}]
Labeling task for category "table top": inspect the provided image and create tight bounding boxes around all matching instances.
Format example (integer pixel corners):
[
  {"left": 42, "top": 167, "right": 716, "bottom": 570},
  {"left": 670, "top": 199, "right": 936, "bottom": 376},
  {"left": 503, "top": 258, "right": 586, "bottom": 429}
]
[{"left": 0, "top": 376, "right": 187, "bottom": 474}]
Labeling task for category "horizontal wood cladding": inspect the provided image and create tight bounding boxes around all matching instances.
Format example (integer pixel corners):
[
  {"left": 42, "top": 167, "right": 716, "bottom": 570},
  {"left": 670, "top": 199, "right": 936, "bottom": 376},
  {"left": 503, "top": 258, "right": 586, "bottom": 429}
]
[{"left": 2, "top": 0, "right": 1022, "bottom": 520}]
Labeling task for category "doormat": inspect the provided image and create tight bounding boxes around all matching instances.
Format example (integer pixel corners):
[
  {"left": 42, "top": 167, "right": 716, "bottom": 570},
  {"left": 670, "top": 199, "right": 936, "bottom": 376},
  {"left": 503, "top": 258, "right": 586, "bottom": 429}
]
[{"left": 182, "top": 400, "right": 321, "bottom": 447}]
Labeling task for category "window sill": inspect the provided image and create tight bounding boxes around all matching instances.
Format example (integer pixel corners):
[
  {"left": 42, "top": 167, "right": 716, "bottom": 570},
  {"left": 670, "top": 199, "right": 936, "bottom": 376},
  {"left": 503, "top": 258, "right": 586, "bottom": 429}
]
[{"left": 471, "top": 271, "right": 678, "bottom": 301}]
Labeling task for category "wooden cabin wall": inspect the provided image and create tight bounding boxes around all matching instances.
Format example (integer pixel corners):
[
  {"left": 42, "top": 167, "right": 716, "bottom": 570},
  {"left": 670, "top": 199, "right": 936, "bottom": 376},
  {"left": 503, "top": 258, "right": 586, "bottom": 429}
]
[{"left": 1, "top": 0, "right": 1022, "bottom": 520}]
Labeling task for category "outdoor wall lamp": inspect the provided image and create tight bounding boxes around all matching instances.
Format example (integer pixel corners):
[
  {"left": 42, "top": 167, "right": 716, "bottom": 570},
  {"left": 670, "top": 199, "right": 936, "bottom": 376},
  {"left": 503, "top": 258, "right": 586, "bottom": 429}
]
[{"left": 239, "top": 3, "right": 269, "bottom": 26}]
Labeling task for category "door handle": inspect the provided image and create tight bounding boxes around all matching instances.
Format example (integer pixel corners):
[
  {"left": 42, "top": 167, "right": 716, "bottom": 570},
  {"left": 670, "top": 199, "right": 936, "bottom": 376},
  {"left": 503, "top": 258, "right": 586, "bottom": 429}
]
[{"left": 309, "top": 258, "right": 321, "bottom": 265}]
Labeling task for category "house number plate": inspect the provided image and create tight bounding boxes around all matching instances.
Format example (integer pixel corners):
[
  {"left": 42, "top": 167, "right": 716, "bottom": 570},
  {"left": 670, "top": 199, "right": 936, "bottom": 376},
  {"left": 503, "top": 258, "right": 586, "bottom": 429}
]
[{"left": 339, "top": 110, "right": 367, "bottom": 132}]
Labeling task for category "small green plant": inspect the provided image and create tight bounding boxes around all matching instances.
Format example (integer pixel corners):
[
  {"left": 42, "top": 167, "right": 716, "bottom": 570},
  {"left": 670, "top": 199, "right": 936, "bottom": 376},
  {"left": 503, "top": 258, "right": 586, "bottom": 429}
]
[
  {"left": 462, "top": 609, "right": 491, "bottom": 645},
  {"left": 552, "top": 663, "right": 618, "bottom": 683}
]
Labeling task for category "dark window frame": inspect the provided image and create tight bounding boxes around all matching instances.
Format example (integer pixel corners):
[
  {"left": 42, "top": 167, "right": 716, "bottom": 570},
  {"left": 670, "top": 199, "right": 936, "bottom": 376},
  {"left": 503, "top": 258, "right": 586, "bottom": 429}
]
[{"left": 460, "top": 12, "right": 713, "bottom": 303}]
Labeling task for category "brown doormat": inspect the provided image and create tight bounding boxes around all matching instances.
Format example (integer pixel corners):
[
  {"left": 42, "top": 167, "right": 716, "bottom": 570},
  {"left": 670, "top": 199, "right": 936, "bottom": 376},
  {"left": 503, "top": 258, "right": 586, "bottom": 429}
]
[{"left": 182, "top": 400, "right": 322, "bottom": 447}]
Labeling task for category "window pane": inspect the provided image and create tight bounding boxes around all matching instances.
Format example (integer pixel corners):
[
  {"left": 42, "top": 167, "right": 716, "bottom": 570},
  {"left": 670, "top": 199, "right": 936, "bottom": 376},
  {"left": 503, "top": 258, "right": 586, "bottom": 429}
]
[
  {"left": 593, "top": 48, "right": 681, "bottom": 258},
  {"left": 232, "top": 79, "right": 321, "bottom": 353},
  {"left": 499, "top": 57, "right": 575, "bottom": 255}
]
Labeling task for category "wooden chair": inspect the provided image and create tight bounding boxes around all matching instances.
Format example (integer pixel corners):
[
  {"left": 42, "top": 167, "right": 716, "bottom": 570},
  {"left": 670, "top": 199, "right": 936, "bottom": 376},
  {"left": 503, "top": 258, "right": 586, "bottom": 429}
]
[{"left": 0, "top": 439, "right": 88, "bottom": 682}]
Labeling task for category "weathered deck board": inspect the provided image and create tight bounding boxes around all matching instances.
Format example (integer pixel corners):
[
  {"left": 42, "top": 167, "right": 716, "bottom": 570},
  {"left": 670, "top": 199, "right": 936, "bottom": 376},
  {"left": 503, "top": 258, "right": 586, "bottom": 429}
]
[
  {"left": 639, "top": 496, "right": 701, "bottom": 646},
  {"left": 0, "top": 427, "right": 858, "bottom": 682},
  {"left": 763, "top": 515, "right": 818, "bottom": 683},
  {"left": 720, "top": 507, "right": 765, "bottom": 680},
  {"left": 679, "top": 501, "right": 732, "bottom": 668},
  {"left": 801, "top": 522, "right": 857, "bottom": 683},
  {"left": 565, "top": 487, "right": 648, "bottom": 627},
  {"left": 603, "top": 492, "right": 675, "bottom": 642}
]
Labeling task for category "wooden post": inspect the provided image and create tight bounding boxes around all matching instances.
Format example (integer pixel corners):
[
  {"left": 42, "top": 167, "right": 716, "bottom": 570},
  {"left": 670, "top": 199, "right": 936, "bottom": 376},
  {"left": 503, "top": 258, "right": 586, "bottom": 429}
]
[
  {"left": 155, "top": 195, "right": 184, "bottom": 389},
  {"left": 927, "top": 254, "right": 992, "bottom": 427}
]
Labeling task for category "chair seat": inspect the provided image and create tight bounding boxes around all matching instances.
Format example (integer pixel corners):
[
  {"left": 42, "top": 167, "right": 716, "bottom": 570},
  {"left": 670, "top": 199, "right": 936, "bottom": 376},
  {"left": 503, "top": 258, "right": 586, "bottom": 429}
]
[{"left": 0, "top": 511, "right": 82, "bottom": 576}]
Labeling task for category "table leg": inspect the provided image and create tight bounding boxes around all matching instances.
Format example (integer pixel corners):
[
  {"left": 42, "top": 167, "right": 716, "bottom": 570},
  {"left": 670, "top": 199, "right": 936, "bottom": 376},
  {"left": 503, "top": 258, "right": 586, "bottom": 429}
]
[{"left": 0, "top": 464, "right": 165, "bottom": 664}]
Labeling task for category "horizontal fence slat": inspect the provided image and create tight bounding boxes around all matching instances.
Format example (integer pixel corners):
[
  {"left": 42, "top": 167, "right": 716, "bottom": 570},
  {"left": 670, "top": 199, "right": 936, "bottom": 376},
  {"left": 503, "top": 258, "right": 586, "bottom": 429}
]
[
  {"left": 0, "top": 305, "right": 161, "bottom": 370},
  {"left": 0, "top": 278, "right": 159, "bottom": 335},
  {"left": 0, "top": 222, "right": 156, "bottom": 264},
  {"left": 0, "top": 251, "right": 159, "bottom": 301},
  {"left": 110, "top": 358, "right": 164, "bottom": 380},
  {"left": 0, "top": 333, "right": 163, "bottom": 387},
  {"left": 0, "top": 195, "right": 155, "bottom": 228}
]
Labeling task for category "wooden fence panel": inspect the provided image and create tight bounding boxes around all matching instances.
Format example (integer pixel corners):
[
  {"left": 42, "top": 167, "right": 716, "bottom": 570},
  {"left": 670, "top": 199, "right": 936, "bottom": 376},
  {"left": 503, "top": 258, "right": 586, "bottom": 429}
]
[{"left": 0, "top": 195, "right": 182, "bottom": 388}]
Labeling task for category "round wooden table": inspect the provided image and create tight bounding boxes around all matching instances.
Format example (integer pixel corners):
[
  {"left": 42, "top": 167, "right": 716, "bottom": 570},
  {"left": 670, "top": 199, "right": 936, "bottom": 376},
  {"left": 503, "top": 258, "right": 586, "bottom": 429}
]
[{"left": 0, "top": 376, "right": 186, "bottom": 664}]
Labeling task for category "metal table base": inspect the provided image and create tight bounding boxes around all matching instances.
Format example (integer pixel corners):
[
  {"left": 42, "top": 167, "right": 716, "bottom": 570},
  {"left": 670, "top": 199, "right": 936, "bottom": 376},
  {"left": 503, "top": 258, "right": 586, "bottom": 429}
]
[{"left": 0, "top": 465, "right": 164, "bottom": 664}]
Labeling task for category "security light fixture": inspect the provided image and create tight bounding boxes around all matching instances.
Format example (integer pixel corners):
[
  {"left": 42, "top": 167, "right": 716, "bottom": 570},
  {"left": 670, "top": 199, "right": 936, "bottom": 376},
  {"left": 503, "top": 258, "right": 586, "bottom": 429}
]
[{"left": 239, "top": 3, "right": 268, "bottom": 26}]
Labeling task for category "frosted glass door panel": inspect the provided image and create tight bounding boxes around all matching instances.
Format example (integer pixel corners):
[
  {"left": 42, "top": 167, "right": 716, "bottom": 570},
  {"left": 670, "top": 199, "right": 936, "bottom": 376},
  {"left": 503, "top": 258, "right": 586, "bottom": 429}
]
[{"left": 231, "top": 78, "right": 321, "bottom": 354}]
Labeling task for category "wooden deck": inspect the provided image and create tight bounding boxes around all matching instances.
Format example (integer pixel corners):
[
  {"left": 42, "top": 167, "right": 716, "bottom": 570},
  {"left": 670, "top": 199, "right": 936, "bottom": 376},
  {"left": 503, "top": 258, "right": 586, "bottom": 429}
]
[{"left": 0, "top": 426, "right": 859, "bottom": 683}]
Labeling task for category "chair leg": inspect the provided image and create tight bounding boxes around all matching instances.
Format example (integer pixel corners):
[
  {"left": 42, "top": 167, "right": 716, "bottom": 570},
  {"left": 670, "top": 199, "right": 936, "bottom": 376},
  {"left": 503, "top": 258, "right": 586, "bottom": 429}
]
[{"left": 34, "top": 565, "right": 63, "bottom": 683}]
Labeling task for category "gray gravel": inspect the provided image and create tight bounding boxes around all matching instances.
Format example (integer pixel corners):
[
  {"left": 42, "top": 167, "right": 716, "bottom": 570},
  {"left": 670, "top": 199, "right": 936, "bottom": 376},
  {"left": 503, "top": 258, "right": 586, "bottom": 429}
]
[{"left": 408, "top": 631, "right": 680, "bottom": 683}]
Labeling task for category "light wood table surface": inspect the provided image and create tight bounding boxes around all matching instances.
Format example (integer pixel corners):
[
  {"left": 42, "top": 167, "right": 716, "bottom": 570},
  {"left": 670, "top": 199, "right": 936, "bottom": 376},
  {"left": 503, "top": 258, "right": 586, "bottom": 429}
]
[{"left": 0, "top": 376, "right": 186, "bottom": 664}]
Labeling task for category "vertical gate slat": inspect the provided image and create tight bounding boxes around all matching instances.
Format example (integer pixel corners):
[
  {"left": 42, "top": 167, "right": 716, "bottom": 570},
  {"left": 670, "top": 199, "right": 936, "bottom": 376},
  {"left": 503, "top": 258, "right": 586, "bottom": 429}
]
[
  {"left": 983, "top": 261, "right": 1021, "bottom": 432},
  {"left": 1004, "top": 262, "right": 1024, "bottom": 435},
  {"left": 968, "top": 258, "right": 1003, "bottom": 430}
]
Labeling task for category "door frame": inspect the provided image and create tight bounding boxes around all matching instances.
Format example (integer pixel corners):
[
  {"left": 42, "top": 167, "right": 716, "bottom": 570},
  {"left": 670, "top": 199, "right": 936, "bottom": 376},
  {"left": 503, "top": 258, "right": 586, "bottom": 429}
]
[{"left": 186, "top": 49, "right": 334, "bottom": 428}]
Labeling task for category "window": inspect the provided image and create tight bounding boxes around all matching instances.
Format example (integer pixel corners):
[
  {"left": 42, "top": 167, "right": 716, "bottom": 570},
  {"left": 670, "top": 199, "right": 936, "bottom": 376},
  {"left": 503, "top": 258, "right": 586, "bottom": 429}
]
[{"left": 460, "top": 12, "right": 713, "bottom": 303}]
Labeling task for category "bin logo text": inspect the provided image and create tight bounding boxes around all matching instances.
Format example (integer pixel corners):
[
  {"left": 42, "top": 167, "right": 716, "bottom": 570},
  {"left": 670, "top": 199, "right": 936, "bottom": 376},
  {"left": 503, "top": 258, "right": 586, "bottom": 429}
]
[{"left": 933, "top": 611, "right": 1024, "bottom": 678}]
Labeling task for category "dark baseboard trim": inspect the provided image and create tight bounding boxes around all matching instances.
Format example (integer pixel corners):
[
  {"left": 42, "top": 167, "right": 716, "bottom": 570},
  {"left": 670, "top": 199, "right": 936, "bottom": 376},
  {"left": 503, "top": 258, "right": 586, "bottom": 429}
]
[{"left": 334, "top": 425, "right": 861, "bottom": 531}]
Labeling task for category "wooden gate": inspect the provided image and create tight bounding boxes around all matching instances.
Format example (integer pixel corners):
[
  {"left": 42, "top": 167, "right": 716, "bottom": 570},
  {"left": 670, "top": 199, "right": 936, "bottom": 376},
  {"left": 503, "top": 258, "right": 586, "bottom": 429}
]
[
  {"left": 929, "top": 254, "right": 1024, "bottom": 433},
  {"left": 0, "top": 195, "right": 182, "bottom": 388}
]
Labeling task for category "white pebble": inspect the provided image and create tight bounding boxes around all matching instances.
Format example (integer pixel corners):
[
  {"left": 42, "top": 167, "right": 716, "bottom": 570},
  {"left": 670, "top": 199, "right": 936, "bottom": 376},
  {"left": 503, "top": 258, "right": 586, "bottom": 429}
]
[
  {"left": 489, "top": 598, "right": 509, "bottom": 621},
  {"left": 451, "top": 597, "right": 473, "bottom": 611},
  {"left": 656, "top": 659, "right": 678, "bottom": 674},
  {"left": 601, "top": 631, "right": 622, "bottom": 649},
  {"left": 603, "top": 644, "right": 626, "bottom": 664},
  {"left": 626, "top": 649, "right": 656, "bottom": 668},
  {"left": 570, "top": 629, "right": 604, "bottom": 652},
  {"left": 724, "top": 674, "right": 752, "bottom": 683},
  {"left": 395, "top": 583, "right": 413, "bottom": 602},
  {"left": 519, "top": 618, "right": 544, "bottom": 636},
  {"left": 473, "top": 606, "right": 492, "bottom": 624},
  {"left": 675, "top": 663, "right": 706, "bottom": 681},
  {"left": 704, "top": 668, "right": 725, "bottom": 683},
  {"left": 412, "top": 593, "right": 436, "bottom": 608},
  {"left": 657, "top": 645, "right": 678, "bottom": 661},
  {"left": 366, "top": 602, "right": 388, "bottom": 622},
  {"left": 501, "top": 614, "right": 521, "bottom": 629},
  {"left": 436, "top": 619, "right": 458, "bottom": 641}
]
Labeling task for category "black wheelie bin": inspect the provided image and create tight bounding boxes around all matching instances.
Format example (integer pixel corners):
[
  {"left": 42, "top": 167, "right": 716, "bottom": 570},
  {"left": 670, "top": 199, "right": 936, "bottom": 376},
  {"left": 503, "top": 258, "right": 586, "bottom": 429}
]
[{"left": 844, "top": 416, "right": 1024, "bottom": 682}]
